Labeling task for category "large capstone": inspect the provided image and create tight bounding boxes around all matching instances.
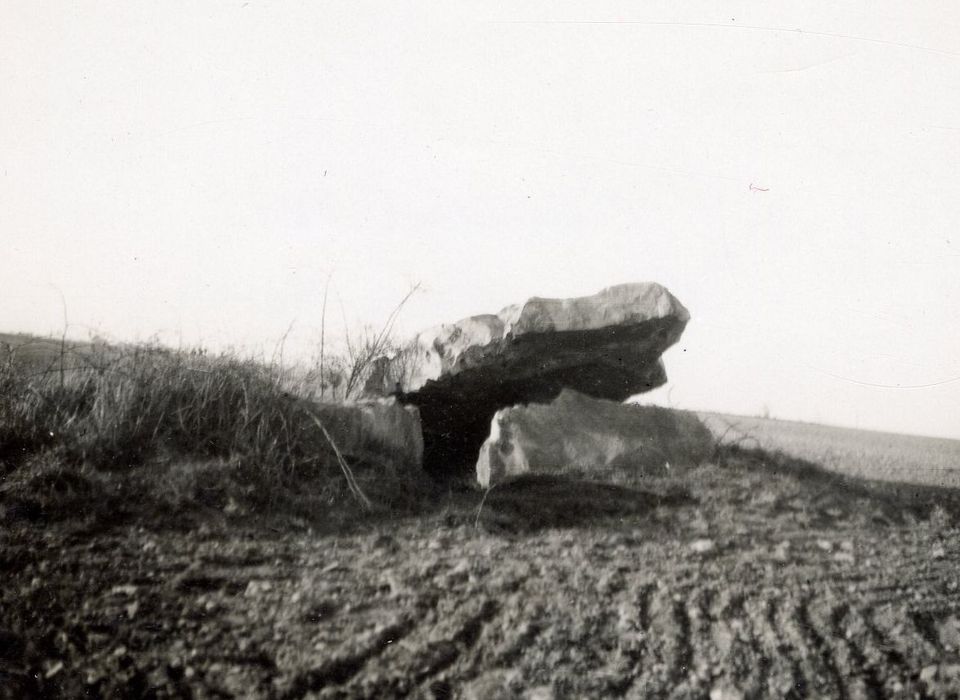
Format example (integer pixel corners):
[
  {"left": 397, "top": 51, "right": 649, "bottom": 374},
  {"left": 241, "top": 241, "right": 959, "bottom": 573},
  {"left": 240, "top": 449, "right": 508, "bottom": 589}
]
[
  {"left": 476, "top": 389, "right": 714, "bottom": 487},
  {"left": 365, "top": 282, "right": 690, "bottom": 476}
]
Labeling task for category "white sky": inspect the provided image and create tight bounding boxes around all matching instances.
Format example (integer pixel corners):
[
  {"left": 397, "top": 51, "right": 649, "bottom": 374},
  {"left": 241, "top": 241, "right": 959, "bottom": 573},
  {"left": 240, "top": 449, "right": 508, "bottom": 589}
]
[{"left": 2, "top": 1, "right": 959, "bottom": 439}]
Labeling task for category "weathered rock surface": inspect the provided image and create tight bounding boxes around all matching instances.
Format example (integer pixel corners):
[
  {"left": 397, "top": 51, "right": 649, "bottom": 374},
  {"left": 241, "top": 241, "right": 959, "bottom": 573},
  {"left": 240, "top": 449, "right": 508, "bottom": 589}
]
[
  {"left": 476, "top": 389, "right": 714, "bottom": 487},
  {"left": 310, "top": 397, "right": 423, "bottom": 475},
  {"left": 368, "top": 282, "right": 689, "bottom": 396},
  {"left": 366, "top": 282, "right": 690, "bottom": 475}
]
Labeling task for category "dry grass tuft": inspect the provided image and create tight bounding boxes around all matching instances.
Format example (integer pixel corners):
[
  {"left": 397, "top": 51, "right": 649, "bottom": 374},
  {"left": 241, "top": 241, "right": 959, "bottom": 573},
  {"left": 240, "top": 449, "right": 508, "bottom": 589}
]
[{"left": 0, "top": 338, "right": 429, "bottom": 527}]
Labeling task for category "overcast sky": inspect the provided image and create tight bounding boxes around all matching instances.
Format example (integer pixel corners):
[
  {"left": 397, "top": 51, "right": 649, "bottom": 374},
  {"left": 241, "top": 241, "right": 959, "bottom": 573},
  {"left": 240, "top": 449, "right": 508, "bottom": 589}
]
[{"left": 3, "top": 1, "right": 959, "bottom": 439}]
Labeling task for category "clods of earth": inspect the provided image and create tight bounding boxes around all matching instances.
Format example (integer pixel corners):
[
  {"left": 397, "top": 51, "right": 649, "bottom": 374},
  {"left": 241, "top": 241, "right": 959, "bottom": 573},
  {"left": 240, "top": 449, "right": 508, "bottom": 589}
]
[{"left": 3, "top": 458, "right": 960, "bottom": 699}]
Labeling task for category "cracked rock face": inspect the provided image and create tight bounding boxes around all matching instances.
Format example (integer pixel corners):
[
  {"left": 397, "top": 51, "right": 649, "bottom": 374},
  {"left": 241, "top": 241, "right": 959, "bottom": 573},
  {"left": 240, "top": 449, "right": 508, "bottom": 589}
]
[
  {"left": 476, "top": 389, "right": 714, "bottom": 488},
  {"left": 365, "top": 282, "right": 690, "bottom": 476}
]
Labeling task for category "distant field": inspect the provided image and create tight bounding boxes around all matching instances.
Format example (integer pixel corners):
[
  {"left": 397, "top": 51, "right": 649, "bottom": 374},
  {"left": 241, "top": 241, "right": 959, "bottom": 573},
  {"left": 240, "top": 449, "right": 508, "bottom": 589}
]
[
  {"left": 0, "top": 330, "right": 70, "bottom": 357},
  {"left": 699, "top": 412, "right": 960, "bottom": 488},
  {"left": 0, "top": 331, "right": 98, "bottom": 373}
]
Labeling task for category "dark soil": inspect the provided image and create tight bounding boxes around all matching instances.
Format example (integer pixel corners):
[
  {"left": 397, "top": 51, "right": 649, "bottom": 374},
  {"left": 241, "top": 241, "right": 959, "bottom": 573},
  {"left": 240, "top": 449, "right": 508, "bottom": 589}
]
[{"left": 3, "top": 453, "right": 960, "bottom": 699}]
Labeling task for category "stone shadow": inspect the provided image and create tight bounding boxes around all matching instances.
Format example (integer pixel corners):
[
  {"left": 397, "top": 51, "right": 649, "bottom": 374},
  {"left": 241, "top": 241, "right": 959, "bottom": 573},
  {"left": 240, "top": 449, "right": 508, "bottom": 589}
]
[{"left": 472, "top": 473, "right": 696, "bottom": 533}]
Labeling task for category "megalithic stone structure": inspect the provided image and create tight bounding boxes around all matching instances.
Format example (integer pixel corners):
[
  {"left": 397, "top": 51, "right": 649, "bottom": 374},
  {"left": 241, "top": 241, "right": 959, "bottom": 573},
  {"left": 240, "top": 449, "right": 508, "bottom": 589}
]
[{"left": 364, "top": 282, "right": 690, "bottom": 476}]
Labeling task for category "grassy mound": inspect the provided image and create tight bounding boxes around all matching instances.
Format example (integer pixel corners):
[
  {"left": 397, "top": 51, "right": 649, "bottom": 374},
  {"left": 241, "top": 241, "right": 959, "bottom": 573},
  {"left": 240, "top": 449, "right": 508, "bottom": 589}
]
[{"left": 0, "top": 338, "right": 429, "bottom": 528}]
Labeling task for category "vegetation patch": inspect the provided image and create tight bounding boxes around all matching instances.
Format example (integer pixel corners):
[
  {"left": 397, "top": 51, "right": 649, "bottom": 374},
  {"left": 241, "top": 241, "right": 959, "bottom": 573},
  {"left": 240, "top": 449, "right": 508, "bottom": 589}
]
[{"left": 0, "top": 337, "right": 431, "bottom": 529}]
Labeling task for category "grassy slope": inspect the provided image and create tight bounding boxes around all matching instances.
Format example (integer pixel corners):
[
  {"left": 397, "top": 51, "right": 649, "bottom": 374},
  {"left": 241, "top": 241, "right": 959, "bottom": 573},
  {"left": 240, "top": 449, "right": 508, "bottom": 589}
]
[{"left": 0, "top": 331, "right": 428, "bottom": 529}]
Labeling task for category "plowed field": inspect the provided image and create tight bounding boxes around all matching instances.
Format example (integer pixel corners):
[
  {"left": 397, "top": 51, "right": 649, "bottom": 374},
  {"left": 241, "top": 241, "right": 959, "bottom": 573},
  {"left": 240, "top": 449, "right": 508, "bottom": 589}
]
[{"left": 3, "top": 450, "right": 960, "bottom": 699}]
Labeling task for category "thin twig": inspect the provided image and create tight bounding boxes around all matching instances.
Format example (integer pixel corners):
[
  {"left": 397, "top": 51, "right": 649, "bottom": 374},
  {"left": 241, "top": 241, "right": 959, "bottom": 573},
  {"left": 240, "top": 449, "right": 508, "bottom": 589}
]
[
  {"left": 372, "top": 282, "right": 422, "bottom": 354},
  {"left": 271, "top": 319, "right": 297, "bottom": 385},
  {"left": 53, "top": 286, "right": 69, "bottom": 389},
  {"left": 305, "top": 409, "right": 373, "bottom": 510},
  {"left": 319, "top": 269, "right": 334, "bottom": 399},
  {"left": 474, "top": 483, "right": 498, "bottom": 529},
  {"left": 341, "top": 282, "right": 421, "bottom": 399}
]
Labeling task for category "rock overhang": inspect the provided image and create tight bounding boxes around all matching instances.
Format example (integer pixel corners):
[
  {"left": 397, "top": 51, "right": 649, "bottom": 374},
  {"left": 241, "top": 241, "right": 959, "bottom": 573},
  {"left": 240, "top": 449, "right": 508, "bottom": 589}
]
[{"left": 364, "top": 282, "right": 690, "bottom": 477}]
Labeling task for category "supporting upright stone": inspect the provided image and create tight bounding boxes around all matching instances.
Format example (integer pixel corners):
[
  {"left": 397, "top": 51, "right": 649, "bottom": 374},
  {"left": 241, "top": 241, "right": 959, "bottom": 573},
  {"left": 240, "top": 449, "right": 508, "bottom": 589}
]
[{"left": 476, "top": 389, "right": 713, "bottom": 487}]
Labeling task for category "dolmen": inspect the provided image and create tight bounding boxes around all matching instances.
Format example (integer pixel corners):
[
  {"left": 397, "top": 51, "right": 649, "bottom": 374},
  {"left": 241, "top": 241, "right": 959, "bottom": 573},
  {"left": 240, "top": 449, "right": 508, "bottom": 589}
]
[{"left": 364, "top": 282, "right": 701, "bottom": 481}]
